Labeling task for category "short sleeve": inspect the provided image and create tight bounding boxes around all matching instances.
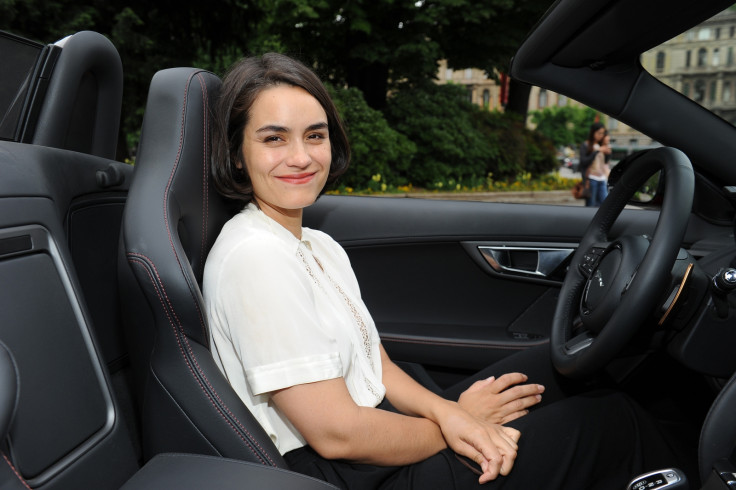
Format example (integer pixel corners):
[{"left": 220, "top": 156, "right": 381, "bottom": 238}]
[{"left": 211, "top": 234, "right": 342, "bottom": 395}]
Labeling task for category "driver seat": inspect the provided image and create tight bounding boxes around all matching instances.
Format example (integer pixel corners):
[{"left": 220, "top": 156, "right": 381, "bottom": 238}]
[{"left": 118, "top": 67, "right": 285, "bottom": 467}]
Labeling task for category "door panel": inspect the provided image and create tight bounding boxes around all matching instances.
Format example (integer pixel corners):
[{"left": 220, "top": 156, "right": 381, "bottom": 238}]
[{"left": 305, "top": 195, "right": 665, "bottom": 374}]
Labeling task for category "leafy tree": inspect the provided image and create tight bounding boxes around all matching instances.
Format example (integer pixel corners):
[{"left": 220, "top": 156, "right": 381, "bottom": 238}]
[
  {"left": 259, "top": 0, "right": 442, "bottom": 109},
  {"left": 326, "top": 84, "right": 416, "bottom": 189},
  {"left": 529, "top": 105, "right": 600, "bottom": 148},
  {"left": 0, "top": 0, "right": 265, "bottom": 159},
  {"left": 385, "top": 83, "right": 496, "bottom": 187},
  {"left": 262, "top": 0, "right": 550, "bottom": 111}
]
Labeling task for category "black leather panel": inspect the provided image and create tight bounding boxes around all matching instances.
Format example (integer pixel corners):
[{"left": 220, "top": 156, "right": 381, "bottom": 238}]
[
  {"left": 122, "top": 453, "right": 338, "bottom": 490},
  {"left": 699, "top": 370, "right": 736, "bottom": 481}
]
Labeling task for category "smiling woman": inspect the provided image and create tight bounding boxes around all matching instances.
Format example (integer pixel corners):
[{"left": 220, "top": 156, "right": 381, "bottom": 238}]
[
  {"left": 238, "top": 85, "right": 332, "bottom": 237},
  {"left": 203, "top": 53, "right": 682, "bottom": 490}
]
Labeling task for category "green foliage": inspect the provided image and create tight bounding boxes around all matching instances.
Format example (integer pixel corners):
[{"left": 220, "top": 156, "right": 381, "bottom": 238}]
[
  {"left": 529, "top": 105, "right": 600, "bottom": 148},
  {"left": 384, "top": 83, "right": 556, "bottom": 188},
  {"left": 326, "top": 84, "right": 416, "bottom": 190},
  {"left": 385, "top": 83, "right": 495, "bottom": 188}
]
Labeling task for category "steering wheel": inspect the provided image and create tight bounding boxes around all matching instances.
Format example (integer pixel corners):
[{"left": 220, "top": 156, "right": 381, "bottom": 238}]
[{"left": 551, "top": 147, "right": 694, "bottom": 379}]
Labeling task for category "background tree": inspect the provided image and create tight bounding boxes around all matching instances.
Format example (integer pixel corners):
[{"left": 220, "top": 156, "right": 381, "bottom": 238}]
[
  {"left": 529, "top": 105, "right": 600, "bottom": 148},
  {"left": 0, "top": 0, "right": 265, "bottom": 160}
]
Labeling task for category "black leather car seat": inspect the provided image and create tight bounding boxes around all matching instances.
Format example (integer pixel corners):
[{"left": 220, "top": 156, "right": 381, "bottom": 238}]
[
  {"left": 0, "top": 340, "right": 27, "bottom": 489},
  {"left": 119, "top": 68, "right": 285, "bottom": 467}
]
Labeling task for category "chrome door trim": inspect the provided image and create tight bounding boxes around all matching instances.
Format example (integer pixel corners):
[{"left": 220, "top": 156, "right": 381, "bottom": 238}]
[{"left": 477, "top": 245, "right": 575, "bottom": 278}]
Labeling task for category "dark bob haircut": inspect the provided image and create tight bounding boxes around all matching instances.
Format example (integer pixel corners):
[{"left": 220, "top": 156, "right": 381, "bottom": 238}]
[{"left": 211, "top": 53, "right": 351, "bottom": 204}]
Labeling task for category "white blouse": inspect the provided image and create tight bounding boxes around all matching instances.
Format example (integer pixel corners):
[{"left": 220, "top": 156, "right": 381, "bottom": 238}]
[{"left": 203, "top": 203, "right": 385, "bottom": 455}]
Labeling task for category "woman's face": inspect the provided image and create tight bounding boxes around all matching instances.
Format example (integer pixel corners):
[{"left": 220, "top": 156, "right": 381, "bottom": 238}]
[
  {"left": 594, "top": 127, "right": 606, "bottom": 143},
  {"left": 239, "top": 84, "right": 331, "bottom": 223}
]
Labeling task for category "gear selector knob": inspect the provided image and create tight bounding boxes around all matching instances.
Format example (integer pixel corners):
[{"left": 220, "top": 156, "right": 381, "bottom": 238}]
[{"left": 627, "top": 468, "right": 687, "bottom": 490}]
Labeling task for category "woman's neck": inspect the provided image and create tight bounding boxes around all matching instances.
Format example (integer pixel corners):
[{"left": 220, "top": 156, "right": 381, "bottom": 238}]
[{"left": 253, "top": 198, "right": 304, "bottom": 240}]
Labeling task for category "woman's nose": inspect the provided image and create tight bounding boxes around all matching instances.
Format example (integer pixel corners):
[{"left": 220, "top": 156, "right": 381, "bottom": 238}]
[{"left": 285, "top": 141, "right": 311, "bottom": 167}]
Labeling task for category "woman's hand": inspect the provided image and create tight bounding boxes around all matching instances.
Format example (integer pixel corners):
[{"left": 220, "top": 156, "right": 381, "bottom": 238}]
[
  {"left": 458, "top": 373, "right": 544, "bottom": 425},
  {"left": 436, "top": 401, "right": 521, "bottom": 484}
]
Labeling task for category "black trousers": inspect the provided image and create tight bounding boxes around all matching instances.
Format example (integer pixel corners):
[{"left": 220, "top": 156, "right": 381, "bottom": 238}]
[{"left": 284, "top": 346, "right": 680, "bottom": 490}]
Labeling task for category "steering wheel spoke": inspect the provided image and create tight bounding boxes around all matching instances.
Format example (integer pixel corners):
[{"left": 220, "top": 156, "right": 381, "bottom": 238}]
[
  {"left": 564, "top": 331, "right": 595, "bottom": 356},
  {"left": 578, "top": 243, "right": 611, "bottom": 278}
]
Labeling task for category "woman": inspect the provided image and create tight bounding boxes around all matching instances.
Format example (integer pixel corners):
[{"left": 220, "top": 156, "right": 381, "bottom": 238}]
[
  {"left": 204, "top": 53, "right": 678, "bottom": 489},
  {"left": 579, "top": 122, "right": 612, "bottom": 207}
]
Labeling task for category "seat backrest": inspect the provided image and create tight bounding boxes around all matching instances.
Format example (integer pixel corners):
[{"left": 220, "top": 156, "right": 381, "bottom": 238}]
[
  {"left": 699, "top": 368, "right": 736, "bottom": 482},
  {"left": 119, "top": 67, "right": 285, "bottom": 467}
]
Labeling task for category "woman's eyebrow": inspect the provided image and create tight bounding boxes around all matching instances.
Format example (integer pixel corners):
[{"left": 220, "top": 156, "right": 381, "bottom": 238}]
[
  {"left": 255, "top": 124, "right": 289, "bottom": 134},
  {"left": 255, "top": 122, "right": 328, "bottom": 134}
]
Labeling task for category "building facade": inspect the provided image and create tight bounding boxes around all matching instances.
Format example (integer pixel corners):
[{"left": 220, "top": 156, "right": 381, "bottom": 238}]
[
  {"left": 641, "top": 9, "right": 736, "bottom": 125},
  {"left": 435, "top": 60, "right": 502, "bottom": 110}
]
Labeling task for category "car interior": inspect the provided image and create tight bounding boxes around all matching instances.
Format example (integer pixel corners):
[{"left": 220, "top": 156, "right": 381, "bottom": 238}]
[{"left": 1, "top": 0, "right": 736, "bottom": 488}]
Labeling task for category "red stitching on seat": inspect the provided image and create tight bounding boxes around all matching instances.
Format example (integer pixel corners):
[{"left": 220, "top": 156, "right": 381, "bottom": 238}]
[
  {"left": 127, "top": 254, "right": 278, "bottom": 466},
  {"left": 2, "top": 452, "right": 32, "bottom": 490},
  {"left": 197, "top": 72, "right": 209, "bottom": 282}
]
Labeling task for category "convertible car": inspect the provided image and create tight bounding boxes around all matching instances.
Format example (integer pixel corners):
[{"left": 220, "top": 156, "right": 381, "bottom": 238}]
[{"left": 1, "top": 0, "right": 735, "bottom": 488}]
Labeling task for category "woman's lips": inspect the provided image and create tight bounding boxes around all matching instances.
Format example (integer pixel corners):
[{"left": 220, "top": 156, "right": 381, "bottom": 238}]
[{"left": 276, "top": 172, "right": 317, "bottom": 184}]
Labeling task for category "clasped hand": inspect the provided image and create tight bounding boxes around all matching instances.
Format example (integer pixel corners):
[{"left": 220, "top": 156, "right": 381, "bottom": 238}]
[
  {"left": 458, "top": 372, "right": 544, "bottom": 425},
  {"left": 440, "top": 372, "right": 544, "bottom": 483},
  {"left": 437, "top": 402, "right": 520, "bottom": 484}
]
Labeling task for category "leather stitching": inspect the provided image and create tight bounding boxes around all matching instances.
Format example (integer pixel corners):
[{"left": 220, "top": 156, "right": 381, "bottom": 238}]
[
  {"left": 128, "top": 253, "right": 277, "bottom": 466},
  {"left": 1, "top": 452, "right": 31, "bottom": 490}
]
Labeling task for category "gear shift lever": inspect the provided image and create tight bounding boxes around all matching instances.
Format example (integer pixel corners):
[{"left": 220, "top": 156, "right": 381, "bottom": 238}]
[
  {"left": 712, "top": 268, "right": 736, "bottom": 319},
  {"left": 627, "top": 468, "right": 687, "bottom": 490}
]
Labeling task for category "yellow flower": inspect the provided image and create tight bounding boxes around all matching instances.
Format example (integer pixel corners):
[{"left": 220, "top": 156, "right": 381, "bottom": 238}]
[
  {"left": 381, "top": 183, "right": 387, "bottom": 191},
  {"left": 371, "top": 174, "right": 381, "bottom": 182}
]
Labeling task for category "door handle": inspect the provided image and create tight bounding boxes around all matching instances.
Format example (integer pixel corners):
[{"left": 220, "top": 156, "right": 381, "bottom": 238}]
[{"left": 478, "top": 246, "right": 574, "bottom": 278}]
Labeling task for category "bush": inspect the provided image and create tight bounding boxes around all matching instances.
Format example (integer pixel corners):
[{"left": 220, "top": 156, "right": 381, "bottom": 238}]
[
  {"left": 327, "top": 84, "right": 416, "bottom": 190},
  {"left": 385, "top": 83, "right": 495, "bottom": 188}
]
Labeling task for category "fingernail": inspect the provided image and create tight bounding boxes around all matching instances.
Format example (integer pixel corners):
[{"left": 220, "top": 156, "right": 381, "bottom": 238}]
[
  {"left": 538, "top": 384, "right": 545, "bottom": 392},
  {"left": 486, "top": 376, "right": 495, "bottom": 382}
]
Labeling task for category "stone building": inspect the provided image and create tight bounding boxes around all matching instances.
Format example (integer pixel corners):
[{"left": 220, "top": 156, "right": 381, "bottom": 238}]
[
  {"left": 641, "top": 8, "right": 736, "bottom": 124},
  {"left": 435, "top": 60, "right": 503, "bottom": 110}
]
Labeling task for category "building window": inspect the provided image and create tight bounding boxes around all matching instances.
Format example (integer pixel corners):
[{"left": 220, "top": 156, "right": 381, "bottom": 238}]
[
  {"left": 685, "top": 50, "right": 691, "bottom": 68},
  {"left": 724, "top": 82, "right": 732, "bottom": 103},
  {"left": 713, "top": 48, "right": 720, "bottom": 66},
  {"left": 732, "top": 25, "right": 735, "bottom": 38},
  {"left": 558, "top": 95, "right": 567, "bottom": 107},
  {"left": 686, "top": 30, "right": 695, "bottom": 41},
  {"left": 698, "top": 48, "right": 707, "bottom": 67},
  {"left": 629, "top": 138, "right": 639, "bottom": 148},
  {"left": 482, "top": 89, "right": 490, "bottom": 109},
  {"left": 656, "top": 51, "right": 665, "bottom": 72},
  {"left": 538, "top": 89, "right": 548, "bottom": 108},
  {"left": 694, "top": 80, "right": 705, "bottom": 102},
  {"left": 609, "top": 119, "right": 619, "bottom": 130},
  {"left": 728, "top": 47, "right": 734, "bottom": 66},
  {"left": 710, "top": 81, "right": 717, "bottom": 102},
  {"left": 716, "top": 27, "right": 721, "bottom": 40},
  {"left": 445, "top": 68, "right": 453, "bottom": 80},
  {"left": 698, "top": 28, "right": 711, "bottom": 40},
  {"left": 683, "top": 82, "right": 690, "bottom": 97},
  {"left": 464, "top": 68, "right": 472, "bottom": 80}
]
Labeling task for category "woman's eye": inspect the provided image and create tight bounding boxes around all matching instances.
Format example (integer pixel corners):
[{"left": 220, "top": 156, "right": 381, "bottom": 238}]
[
  {"left": 307, "top": 132, "right": 327, "bottom": 140},
  {"left": 264, "top": 135, "right": 282, "bottom": 143}
]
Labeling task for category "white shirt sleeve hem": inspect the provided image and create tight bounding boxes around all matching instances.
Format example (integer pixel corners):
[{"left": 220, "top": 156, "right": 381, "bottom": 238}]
[{"left": 246, "top": 352, "right": 342, "bottom": 395}]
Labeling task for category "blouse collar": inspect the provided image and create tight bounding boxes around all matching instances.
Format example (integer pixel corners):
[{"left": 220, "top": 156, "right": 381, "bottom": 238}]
[{"left": 243, "top": 202, "right": 313, "bottom": 254}]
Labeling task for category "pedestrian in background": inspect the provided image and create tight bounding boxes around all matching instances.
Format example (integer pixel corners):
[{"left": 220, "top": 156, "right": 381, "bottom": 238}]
[{"left": 579, "top": 122, "right": 612, "bottom": 206}]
